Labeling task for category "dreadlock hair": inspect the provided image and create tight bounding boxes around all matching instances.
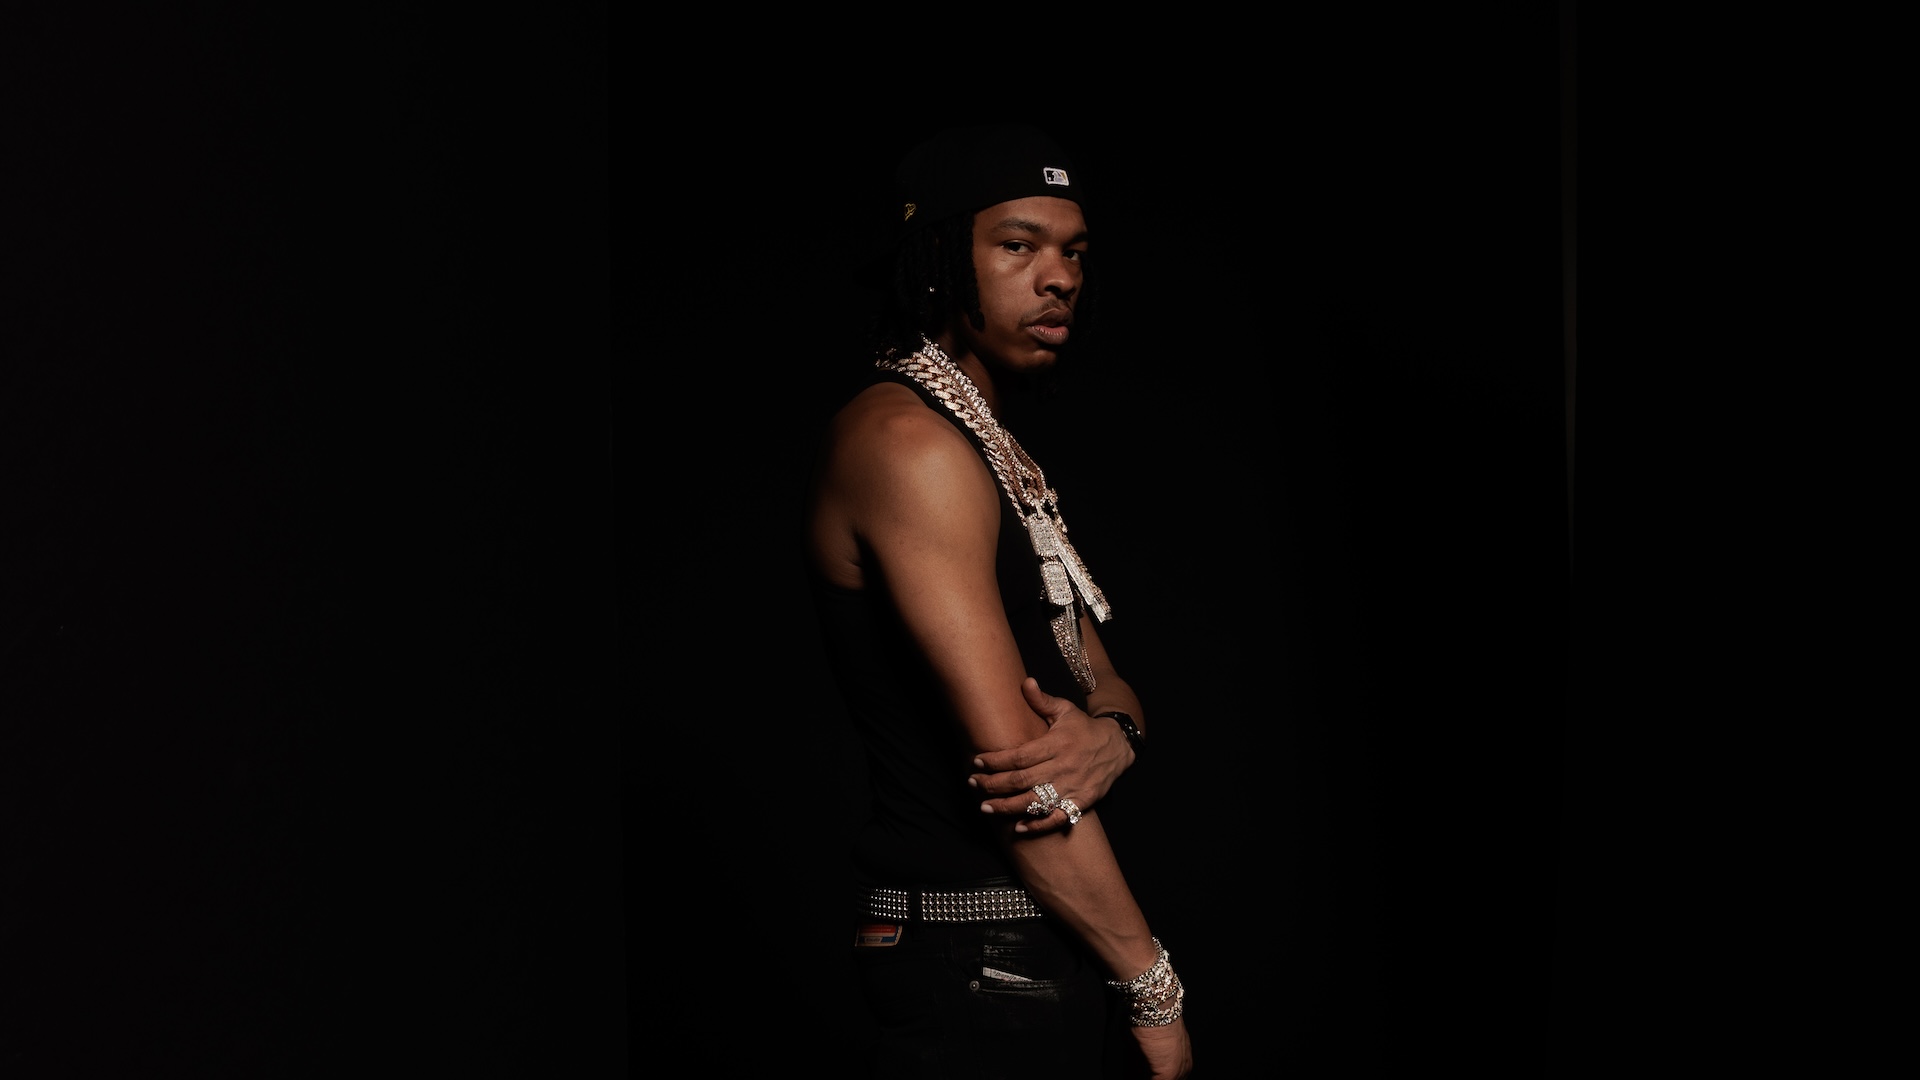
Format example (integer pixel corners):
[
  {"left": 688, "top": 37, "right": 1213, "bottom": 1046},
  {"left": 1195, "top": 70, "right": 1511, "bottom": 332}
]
[{"left": 866, "top": 212, "right": 977, "bottom": 361}]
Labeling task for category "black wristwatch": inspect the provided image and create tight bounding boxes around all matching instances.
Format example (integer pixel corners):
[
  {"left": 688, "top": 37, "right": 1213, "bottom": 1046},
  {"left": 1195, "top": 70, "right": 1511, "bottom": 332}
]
[{"left": 1096, "top": 710, "right": 1145, "bottom": 755}]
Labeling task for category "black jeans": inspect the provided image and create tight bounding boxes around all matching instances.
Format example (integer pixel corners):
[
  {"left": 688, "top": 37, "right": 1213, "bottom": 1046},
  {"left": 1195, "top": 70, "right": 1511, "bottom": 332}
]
[{"left": 852, "top": 911, "right": 1134, "bottom": 1079}]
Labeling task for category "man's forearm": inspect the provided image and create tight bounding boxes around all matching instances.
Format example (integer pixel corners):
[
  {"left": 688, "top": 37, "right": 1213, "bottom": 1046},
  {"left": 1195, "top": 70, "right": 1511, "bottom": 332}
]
[{"left": 1000, "top": 813, "right": 1162, "bottom": 981}]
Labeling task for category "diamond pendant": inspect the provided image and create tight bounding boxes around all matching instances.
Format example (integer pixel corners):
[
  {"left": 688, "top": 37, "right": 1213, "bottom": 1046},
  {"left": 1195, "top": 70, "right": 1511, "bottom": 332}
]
[
  {"left": 1027, "top": 514, "right": 1076, "bottom": 606},
  {"left": 1026, "top": 512, "right": 1061, "bottom": 558}
]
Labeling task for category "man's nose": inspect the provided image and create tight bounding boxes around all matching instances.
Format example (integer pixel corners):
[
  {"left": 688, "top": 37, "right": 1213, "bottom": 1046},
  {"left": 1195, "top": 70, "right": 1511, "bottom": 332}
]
[{"left": 1038, "top": 253, "right": 1080, "bottom": 297}]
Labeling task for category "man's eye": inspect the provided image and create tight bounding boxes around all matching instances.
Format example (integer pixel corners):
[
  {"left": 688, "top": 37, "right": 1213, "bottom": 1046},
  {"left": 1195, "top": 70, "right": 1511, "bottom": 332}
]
[{"left": 1004, "top": 241, "right": 1033, "bottom": 253}]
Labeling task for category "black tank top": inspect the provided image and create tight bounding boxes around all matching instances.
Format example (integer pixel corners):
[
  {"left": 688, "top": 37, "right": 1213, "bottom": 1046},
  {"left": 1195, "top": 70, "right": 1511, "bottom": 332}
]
[{"left": 810, "top": 370, "right": 1087, "bottom": 886}]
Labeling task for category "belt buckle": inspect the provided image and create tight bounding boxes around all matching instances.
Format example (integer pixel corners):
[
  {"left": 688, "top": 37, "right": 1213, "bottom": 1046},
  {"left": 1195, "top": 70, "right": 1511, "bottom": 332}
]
[{"left": 855, "top": 921, "right": 903, "bottom": 947}]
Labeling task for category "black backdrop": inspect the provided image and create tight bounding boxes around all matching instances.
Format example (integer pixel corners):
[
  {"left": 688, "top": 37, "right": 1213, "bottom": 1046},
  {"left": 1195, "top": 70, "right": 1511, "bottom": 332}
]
[
  {"left": 7, "top": 6, "right": 617, "bottom": 1077},
  {"left": 4, "top": 6, "right": 1608, "bottom": 1078},
  {"left": 667, "top": 17, "right": 1587, "bottom": 1075}
]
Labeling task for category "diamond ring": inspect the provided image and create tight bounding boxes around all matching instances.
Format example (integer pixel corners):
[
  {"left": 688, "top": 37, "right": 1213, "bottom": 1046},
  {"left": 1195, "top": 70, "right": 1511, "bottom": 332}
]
[{"left": 1025, "top": 782, "right": 1061, "bottom": 816}]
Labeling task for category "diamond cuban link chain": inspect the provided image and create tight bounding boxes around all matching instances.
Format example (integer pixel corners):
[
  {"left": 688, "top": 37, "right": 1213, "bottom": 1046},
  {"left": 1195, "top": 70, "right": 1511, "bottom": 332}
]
[{"left": 876, "top": 339, "right": 1111, "bottom": 692}]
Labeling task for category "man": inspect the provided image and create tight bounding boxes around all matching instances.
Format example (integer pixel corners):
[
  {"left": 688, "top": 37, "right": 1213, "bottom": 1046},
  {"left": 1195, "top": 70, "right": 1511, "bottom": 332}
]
[{"left": 805, "top": 124, "right": 1193, "bottom": 1079}]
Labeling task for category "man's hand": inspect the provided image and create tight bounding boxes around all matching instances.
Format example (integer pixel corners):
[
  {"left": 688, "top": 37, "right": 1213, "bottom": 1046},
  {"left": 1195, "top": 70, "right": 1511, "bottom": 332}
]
[{"left": 970, "top": 677, "right": 1135, "bottom": 834}]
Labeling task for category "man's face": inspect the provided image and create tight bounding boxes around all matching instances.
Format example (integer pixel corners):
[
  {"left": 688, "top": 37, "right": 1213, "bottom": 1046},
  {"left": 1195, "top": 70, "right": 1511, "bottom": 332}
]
[{"left": 956, "top": 195, "right": 1087, "bottom": 375}]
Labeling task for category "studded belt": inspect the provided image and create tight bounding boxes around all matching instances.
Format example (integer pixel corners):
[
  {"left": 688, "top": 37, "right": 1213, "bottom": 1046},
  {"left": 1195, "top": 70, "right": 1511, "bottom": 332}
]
[{"left": 858, "top": 878, "right": 1045, "bottom": 922}]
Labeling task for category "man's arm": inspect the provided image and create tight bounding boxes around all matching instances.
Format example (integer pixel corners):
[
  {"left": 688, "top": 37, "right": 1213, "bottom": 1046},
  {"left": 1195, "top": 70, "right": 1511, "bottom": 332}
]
[
  {"left": 831, "top": 387, "right": 1165, "bottom": 982},
  {"left": 967, "top": 608, "right": 1145, "bottom": 834},
  {"left": 822, "top": 383, "right": 1191, "bottom": 1077}
]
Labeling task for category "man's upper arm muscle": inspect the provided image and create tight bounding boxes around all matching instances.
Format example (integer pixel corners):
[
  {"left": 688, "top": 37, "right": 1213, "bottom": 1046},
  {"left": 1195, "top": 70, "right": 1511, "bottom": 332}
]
[{"left": 843, "top": 397, "right": 1048, "bottom": 755}]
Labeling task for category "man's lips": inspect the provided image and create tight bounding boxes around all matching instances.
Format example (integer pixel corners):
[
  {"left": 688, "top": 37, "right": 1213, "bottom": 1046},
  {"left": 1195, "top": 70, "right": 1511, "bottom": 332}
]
[
  {"left": 1026, "top": 307, "right": 1073, "bottom": 346},
  {"left": 1028, "top": 323, "right": 1070, "bottom": 346}
]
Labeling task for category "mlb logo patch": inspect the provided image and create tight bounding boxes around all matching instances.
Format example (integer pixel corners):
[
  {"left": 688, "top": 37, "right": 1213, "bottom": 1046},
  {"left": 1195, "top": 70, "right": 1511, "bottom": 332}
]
[{"left": 1043, "top": 167, "right": 1070, "bottom": 186}]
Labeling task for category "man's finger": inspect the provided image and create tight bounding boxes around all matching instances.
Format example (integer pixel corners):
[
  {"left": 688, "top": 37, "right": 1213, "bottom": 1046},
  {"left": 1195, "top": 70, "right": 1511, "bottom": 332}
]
[
  {"left": 973, "top": 742, "right": 1051, "bottom": 773},
  {"left": 1013, "top": 810, "right": 1065, "bottom": 835},
  {"left": 979, "top": 794, "right": 1040, "bottom": 817},
  {"left": 1020, "top": 677, "right": 1070, "bottom": 722},
  {"left": 968, "top": 771, "right": 1032, "bottom": 797}
]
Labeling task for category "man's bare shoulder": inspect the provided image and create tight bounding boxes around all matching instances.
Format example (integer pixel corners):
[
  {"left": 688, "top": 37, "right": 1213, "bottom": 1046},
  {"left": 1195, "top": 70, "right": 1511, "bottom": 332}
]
[
  {"left": 825, "top": 381, "right": 977, "bottom": 481},
  {"left": 809, "top": 380, "right": 996, "bottom": 588}
]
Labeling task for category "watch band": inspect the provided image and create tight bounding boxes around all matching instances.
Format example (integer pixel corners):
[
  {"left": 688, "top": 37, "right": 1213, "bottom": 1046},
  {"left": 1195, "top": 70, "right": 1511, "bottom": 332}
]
[{"left": 1096, "top": 710, "right": 1145, "bottom": 755}]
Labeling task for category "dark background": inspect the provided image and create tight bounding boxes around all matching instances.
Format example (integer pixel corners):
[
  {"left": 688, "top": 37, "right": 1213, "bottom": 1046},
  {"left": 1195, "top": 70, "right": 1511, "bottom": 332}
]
[
  {"left": 4, "top": 5, "right": 1621, "bottom": 1078},
  {"left": 670, "top": 11, "right": 1596, "bottom": 1076},
  {"left": 5, "top": 5, "right": 616, "bottom": 1077},
  {"left": 667, "top": 10, "right": 1593, "bottom": 1076}
]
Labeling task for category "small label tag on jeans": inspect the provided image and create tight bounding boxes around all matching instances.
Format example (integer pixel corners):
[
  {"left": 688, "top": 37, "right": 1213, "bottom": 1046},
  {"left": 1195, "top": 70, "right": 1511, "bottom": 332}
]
[
  {"left": 855, "top": 922, "right": 902, "bottom": 947},
  {"left": 981, "top": 966, "right": 1032, "bottom": 982}
]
